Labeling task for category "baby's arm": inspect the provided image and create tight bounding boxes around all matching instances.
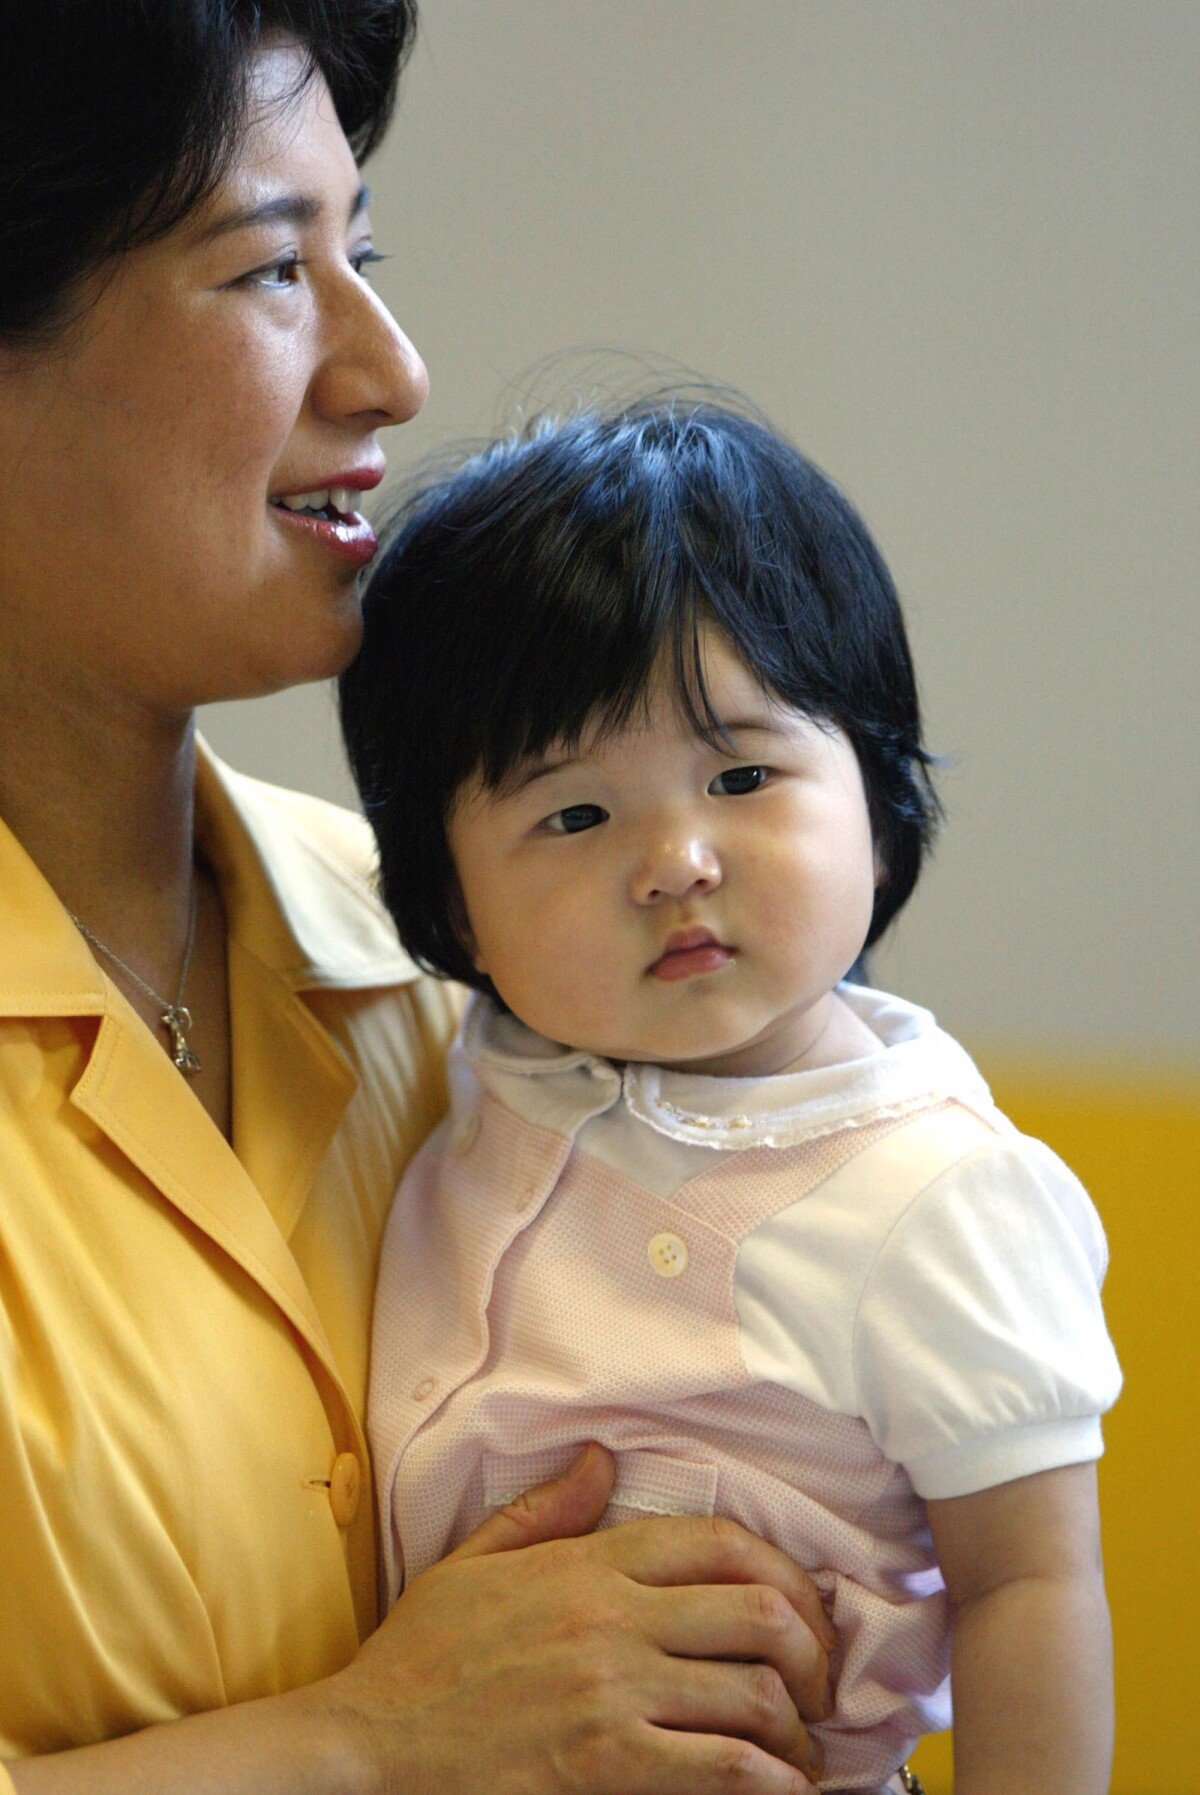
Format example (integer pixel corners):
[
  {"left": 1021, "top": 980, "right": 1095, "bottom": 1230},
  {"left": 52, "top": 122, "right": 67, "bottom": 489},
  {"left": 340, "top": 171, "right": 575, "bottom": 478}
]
[{"left": 926, "top": 1462, "right": 1112, "bottom": 1795}]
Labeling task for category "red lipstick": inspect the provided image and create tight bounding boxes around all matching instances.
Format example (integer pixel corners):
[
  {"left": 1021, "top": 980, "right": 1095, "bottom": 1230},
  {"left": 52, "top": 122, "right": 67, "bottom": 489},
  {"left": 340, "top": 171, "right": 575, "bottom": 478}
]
[
  {"left": 270, "top": 506, "right": 379, "bottom": 569},
  {"left": 268, "top": 466, "right": 386, "bottom": 569},
  {"left": 270, "top": 464, "right": 385, "bottom": 500}
]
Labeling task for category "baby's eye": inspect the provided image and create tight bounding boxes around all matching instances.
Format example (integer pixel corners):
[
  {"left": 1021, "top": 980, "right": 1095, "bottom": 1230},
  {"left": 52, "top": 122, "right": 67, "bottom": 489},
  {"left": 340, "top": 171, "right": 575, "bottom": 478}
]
[
  {"left": 709, "top": 765, "right": 768, "bottom": 796},
  {"left": 543, "top": 804, "right": 608, "bottom": 835}
]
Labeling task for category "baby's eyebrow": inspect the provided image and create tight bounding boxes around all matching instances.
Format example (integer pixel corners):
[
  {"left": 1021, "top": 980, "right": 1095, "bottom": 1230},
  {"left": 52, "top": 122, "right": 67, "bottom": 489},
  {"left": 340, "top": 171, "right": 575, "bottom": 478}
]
[
  {"left": 494, "top": 713, "right": 795, "bottom": 798},
  {"left": 495, "top": 754, "right": 584, "bottom": 799},
  {"left": 702, "top": 710, "right": 800, "bottom": 743},
  {"left": 715, "top": 714, "right": 786, "bottom": 735}
]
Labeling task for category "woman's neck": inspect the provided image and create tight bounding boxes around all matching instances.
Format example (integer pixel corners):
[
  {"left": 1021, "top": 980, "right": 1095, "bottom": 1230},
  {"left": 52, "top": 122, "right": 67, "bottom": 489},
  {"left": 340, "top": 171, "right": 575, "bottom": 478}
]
[
  {"left": 0, "top": 675, "right": 235, "bottom": 1138},
  {"left": 0, "top": 677, "right": 199, "bottom": 957}
]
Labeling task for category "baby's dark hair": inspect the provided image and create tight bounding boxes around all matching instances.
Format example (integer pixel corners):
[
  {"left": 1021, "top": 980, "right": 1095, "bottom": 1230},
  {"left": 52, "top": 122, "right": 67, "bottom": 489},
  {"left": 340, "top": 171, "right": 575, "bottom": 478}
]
[{"left": 339, "top": 397, "right": 941, "bottom": 993}]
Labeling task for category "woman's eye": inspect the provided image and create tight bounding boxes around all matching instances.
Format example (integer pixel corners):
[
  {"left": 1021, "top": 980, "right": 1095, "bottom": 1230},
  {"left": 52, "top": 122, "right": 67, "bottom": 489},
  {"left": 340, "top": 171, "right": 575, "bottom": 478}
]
[
  {"left": 239, "top": 255, "right": 303, "bottom": 290},
  {"left": 544, "top": 804, "right": 608, "bottom": 835},
  {"left": 351, "top": 247, "right": 389, "bottom": 278},
  {"left": 709, "top": 765, "right": 768, "bottom": 796}
]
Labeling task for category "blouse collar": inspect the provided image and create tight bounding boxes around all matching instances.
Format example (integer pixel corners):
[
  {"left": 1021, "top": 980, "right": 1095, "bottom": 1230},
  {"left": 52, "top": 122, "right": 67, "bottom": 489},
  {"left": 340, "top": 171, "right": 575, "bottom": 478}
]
[{"left": 461, "top": 984, "right": 993, "bottom": 1151}]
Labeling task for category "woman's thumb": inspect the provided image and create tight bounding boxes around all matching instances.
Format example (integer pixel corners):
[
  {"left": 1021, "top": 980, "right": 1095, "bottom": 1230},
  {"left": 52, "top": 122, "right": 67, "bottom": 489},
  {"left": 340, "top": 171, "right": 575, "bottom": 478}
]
[{"left": 446, "top": 1443, "right": 616, "bottom": 1560}]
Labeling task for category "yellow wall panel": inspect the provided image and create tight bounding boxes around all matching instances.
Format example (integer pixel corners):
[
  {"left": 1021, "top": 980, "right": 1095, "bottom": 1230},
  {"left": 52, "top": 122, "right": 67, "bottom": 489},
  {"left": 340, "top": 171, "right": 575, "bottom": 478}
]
[{"left": 909, "top": 1063, "right": 1200, "bottom": 1794}]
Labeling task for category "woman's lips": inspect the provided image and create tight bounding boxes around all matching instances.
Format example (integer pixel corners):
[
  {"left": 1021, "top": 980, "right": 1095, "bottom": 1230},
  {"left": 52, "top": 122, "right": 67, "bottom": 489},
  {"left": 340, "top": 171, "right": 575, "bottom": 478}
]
[
  {"left": 269, "top": 502, "right": 379, "bottom": 569},
  {"left": 649, "top": 928, "right": 735, "bottom": 983}
]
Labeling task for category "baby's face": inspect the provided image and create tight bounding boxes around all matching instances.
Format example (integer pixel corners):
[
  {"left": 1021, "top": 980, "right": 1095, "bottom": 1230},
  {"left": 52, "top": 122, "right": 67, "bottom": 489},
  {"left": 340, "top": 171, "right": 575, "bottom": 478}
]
[{"left": 448, "top": 626, "right": 878, "bottom": 1077}]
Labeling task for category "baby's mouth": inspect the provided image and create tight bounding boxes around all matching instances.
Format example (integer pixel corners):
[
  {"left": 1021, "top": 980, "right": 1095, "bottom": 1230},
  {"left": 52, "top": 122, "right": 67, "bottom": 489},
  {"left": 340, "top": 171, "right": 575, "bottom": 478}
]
[{"left": 649, "top": 927, "right": 735, "bottom": 982}]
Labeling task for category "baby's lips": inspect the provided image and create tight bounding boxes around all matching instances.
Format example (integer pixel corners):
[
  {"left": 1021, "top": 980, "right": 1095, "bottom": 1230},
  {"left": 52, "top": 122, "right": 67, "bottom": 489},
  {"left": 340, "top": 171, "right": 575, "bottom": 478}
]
[{"left": 658, "top": 924, "right": 721, "bottom": 959}]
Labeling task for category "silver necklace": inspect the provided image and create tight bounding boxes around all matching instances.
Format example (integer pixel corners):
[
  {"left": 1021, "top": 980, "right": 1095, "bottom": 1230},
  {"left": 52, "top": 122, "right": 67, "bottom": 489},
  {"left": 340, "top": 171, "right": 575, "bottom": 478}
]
[{"left": 70, "top": 886, "right": 202, "bottom": 1076}]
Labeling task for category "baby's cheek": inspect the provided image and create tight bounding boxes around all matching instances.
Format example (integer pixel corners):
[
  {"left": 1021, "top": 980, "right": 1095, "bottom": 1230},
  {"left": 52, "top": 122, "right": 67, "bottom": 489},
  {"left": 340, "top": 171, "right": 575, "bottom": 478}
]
[
  {"left": 501, "top": 922, "right": 619, "bottom": 1040},
  {"left": 753, "top": 875, "right": 813, "bottom": 939},
  {"left": 552, "top": 955, "right": 627, "bottom": 1034}
]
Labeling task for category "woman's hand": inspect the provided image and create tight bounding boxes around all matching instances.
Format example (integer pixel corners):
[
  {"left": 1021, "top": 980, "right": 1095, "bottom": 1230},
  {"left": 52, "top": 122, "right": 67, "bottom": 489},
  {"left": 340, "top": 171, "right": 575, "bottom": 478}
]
[
  {"left": 324, "top": 1443, "right": 833, "bottom": 1795},
  {"left": 5, "top": 1446, "right": 833, "bottom": 1795}
]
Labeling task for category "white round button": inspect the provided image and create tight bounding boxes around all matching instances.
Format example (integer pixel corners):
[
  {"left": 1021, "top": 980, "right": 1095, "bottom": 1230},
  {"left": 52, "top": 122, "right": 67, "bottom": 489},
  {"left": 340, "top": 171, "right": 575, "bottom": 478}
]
[
  {"left": 451, "top": 1113, "right": 480, "bottom": 1156},
  {"left": 647, "top": 1232, "right": 689, "bottom": 1278},
  {"left": 411, "top": 1377, "right": 436, "bottom": 1401}
]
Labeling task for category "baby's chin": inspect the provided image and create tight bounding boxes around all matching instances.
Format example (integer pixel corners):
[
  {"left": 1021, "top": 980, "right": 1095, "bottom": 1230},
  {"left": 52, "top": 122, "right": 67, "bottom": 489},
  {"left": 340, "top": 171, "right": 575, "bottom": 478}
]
[
  {"left": 612, "top": 1013, "right": 815, "bottom": 1080},
  {"left": 494, "top": 987, "right": 772, "bottom": 1073},
  {"left": 570, "top": 1026, "right": 773, "bottom": 1076}
]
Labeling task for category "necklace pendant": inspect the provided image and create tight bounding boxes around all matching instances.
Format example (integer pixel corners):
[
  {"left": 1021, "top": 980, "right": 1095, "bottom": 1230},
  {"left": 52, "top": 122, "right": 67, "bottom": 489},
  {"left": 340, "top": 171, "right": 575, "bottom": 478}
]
[{"left": 161, "top": 1004, "right": 202, "bottom": 1077}]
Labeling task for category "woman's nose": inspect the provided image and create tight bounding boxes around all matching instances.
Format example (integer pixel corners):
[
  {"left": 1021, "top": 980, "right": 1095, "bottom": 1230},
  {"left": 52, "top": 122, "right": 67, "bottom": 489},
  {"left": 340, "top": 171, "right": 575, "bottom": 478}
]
[
  {"left": 630, "top": 835, "right": 723, "bottom": 906},
  {"left": 313, "top": 281, "right": 429, "bottom": 428}
]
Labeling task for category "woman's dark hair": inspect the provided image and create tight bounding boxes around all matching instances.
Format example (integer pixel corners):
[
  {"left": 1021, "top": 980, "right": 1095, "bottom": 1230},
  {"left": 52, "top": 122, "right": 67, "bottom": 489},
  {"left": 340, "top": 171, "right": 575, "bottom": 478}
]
[
  {"left": 1, "top": 0, "right": 418, "bottom": 344},
  {"left": 340, "top": 397, "right": 942, "bottom": 995}
]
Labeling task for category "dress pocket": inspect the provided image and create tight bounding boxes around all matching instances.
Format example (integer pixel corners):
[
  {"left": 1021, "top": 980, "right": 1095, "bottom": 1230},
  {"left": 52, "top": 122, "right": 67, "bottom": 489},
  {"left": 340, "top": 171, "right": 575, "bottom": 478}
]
[{"left": 483, "top": 1445, "right": 719, "bottom": 1528}]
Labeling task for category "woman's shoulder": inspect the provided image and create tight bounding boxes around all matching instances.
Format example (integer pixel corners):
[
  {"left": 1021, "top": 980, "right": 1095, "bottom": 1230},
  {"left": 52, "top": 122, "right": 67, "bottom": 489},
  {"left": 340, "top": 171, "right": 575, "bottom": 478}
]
[{"left": 208, "top": 753, "right": 381, "bottom": 890}]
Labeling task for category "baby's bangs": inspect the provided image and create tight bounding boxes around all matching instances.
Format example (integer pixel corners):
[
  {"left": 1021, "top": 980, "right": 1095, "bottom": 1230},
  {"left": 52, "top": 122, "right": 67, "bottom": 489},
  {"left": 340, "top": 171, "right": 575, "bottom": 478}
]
[
  {"left": 472, "top": 549, "right": 704, "bottom": 792},
  {"left": 468, "top": 442, "right": 804, "bottom": 794},
  {"left": 564, "top": 594, "right": 738, "bottom": 760}
]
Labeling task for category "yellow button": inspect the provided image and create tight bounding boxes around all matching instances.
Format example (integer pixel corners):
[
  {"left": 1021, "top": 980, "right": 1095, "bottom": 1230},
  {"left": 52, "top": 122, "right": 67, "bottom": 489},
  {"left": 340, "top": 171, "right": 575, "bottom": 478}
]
[
  {"left": 647, "top": 1231, "right": 689, "bottom": 1277},
  {"left": 328, "top": 1452, "right": 362, "bottom": 1527}
]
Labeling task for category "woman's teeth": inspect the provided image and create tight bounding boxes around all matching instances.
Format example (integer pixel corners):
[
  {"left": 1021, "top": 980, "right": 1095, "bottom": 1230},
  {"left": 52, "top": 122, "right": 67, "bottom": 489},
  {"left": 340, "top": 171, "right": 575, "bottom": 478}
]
[{"left": 272, "top": 486, "right": 362, "bottom": 516}]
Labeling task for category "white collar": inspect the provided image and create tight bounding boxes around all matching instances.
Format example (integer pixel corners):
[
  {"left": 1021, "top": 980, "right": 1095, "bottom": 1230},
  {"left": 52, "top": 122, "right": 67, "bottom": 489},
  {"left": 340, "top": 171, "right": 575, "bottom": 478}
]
[{"left": 460, "top": 984, "right": 994, "bottom": 1151}]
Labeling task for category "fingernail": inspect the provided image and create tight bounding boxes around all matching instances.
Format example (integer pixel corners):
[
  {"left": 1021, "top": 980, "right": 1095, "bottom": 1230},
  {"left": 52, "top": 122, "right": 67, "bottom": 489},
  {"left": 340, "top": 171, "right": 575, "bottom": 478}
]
[{"left": 566, "top": 1443, "right": 593, "bottom": 1474}]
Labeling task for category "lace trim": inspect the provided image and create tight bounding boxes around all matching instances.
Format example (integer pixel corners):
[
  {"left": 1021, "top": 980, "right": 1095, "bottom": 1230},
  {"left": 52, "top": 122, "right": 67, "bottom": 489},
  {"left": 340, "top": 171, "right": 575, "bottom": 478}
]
[{"left": 621, "top": 1079, "right": 959, "bottom": 1151}]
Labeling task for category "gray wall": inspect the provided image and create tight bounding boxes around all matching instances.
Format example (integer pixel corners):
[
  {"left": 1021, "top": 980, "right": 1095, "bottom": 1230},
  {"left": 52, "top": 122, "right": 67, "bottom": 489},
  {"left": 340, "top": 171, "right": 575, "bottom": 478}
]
[{"left": 203, "top": 1, "right": 1198, "bottom": 1060}]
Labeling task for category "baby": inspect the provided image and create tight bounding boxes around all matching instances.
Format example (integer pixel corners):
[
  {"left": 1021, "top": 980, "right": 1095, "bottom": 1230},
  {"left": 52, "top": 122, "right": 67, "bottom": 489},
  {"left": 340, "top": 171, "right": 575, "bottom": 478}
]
[{"left": 339, "top": 398, "right": 1121, "bottom": 1794}]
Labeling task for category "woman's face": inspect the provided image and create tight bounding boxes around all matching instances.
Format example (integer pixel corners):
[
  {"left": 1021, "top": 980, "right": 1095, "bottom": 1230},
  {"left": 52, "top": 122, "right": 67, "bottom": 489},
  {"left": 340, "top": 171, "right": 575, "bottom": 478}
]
[{"left": 0, "top": 39, "right": 428, "bottom": 712}]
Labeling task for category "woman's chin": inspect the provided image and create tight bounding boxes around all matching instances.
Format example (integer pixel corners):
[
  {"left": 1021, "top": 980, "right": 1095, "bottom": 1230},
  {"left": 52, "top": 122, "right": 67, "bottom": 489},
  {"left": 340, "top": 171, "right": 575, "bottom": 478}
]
[
  {"left": 183, "top": 606, "right": 365, "bottom": 707},
  {"left": 305, "top": 605, "right": 366, "bottom": 681},
  {"left": 270, "top": 589, "right": 366, "bottom": 684}
]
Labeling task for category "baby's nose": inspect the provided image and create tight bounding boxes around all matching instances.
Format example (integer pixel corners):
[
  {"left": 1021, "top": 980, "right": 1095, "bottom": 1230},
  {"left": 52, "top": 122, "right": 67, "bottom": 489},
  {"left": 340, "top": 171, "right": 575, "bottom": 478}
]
[{"left": 630, "top": 836, "right": 722, "bottom": 905}]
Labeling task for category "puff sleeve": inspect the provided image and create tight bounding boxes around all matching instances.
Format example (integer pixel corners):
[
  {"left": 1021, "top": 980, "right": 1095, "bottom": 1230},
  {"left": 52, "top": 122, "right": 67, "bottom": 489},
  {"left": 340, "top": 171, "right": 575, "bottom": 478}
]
[{"left": 851, "top": 1134, "right": 1122, "bottom": 1498}]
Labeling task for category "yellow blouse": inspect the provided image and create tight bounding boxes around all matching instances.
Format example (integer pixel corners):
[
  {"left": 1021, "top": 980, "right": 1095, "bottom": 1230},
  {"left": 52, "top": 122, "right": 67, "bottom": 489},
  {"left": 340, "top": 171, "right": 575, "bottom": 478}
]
[{"left": 0, "top": 743, "right": 460, "bottom": 1767}]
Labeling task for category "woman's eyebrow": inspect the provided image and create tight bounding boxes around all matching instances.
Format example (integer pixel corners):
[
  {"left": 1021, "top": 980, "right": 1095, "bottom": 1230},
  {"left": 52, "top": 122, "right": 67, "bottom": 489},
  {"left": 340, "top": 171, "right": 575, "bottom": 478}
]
[{"left": 197, "top": 183, "right": 371, "bottom": 244}]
